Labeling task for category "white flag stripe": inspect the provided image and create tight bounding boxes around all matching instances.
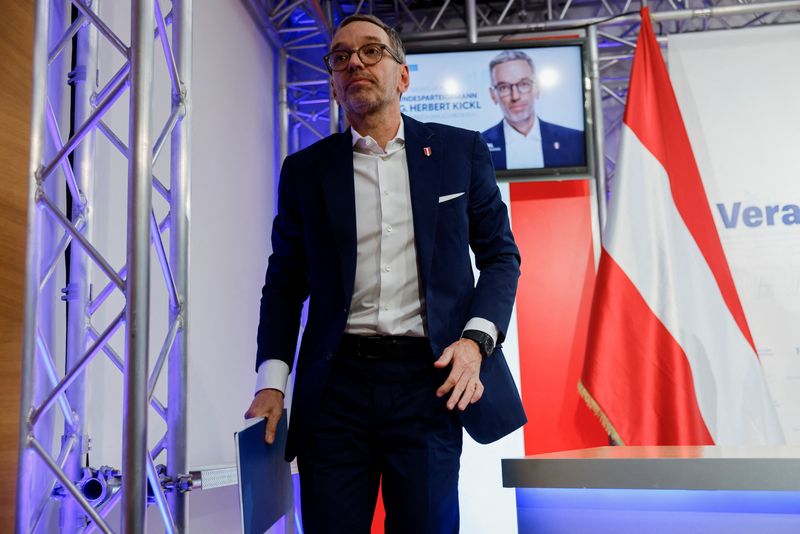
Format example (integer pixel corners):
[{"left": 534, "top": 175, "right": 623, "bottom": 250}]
[{"left": 605, "top": 126, "right": 784, "bottom": 445}]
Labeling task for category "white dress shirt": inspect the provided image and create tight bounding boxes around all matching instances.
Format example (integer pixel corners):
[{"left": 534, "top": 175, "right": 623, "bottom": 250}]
[
  {"left": 503, "top": 117, "right": 544, "bottom": 170},
  {"left": 256, "top": 119, "right": 498, "bottom": 394},
  {"left": 347, "top": 121, "right": 426, "bottom": 337}
]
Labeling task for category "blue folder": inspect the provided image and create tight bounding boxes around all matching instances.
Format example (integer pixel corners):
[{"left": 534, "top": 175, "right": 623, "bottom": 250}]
[{"left": 235, "top": 411, "right": 293, "bottom": 534}]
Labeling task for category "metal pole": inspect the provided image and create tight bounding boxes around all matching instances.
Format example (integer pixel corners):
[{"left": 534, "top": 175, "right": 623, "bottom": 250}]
[
  {"left": 465, "top": 0, "right": 478, "bottom": 43},
  {"left": 279, "top": 48, "right": 289, "bottom": 163},
  {"left": 17, "top": 1, "right": 51, "bottom": 529},
  {"left": 587, "top": 24, "right": 608, "bottom": 232},
  {"left": 168, "top": 0, "right": 192, "bottom": 530},
  {"left": 62, "top": 3, "right": 99, "bottom": 530},
  {"left": 122, "top": 0, "right": 155, "bottom": 531},
  {"left": 329, "top": 97, "right": 339, "bottom": 135}
]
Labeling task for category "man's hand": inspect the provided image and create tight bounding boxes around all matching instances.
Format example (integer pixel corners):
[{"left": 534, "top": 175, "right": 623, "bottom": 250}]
[
  {"left": 434, "top": 338, "right": 484, "bottom": 411},
  {"left": 244, "top": 388, "right": 285, "bottom": 444}
]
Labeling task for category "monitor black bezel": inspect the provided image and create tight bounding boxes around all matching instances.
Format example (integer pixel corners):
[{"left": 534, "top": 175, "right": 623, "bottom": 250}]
[{"left": 403, "top": 37, "right": 594, "bottom": 181}]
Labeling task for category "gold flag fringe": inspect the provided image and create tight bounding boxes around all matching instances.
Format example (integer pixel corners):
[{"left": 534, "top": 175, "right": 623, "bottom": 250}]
[{"left": 578, "top": 380, "right": 625, "bottom": 446}]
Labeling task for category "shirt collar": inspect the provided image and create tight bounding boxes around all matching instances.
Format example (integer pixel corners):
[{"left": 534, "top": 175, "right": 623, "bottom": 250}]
[
  {"left": 351, "top": 119, "right": 405, "bottom": 155},
  {"left": 503, "top": 116, "right": 541, "bottom": 143}
]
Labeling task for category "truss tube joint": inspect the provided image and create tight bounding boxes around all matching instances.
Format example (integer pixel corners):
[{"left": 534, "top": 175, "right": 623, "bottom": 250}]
[
  {"left": 34, "top": 165, "right": 45, "bottom": 186},
  {"left": 173, "top": 83, "right": 188, "bottom": 111},
  {"left": 170, "top": 300, "right": 185, "bottom": 327}
]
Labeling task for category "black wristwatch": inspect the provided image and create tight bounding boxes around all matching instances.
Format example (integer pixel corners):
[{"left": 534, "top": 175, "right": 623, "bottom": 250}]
[{"left": 461, "top": 330, "right": 494, "bottom": 358}]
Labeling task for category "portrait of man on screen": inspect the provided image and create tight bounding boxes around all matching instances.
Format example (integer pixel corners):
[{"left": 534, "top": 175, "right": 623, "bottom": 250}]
[{"left": 481, "top": 50, "right": 586, "bottom": 171}]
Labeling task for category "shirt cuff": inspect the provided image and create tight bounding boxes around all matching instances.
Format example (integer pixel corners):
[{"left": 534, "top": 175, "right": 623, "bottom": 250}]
[
  {"left": 463, "top": 317, "right": 499, "bottom": 346},
  {"left": 255, "top": 359, "right": 290, "bottom": 395}
]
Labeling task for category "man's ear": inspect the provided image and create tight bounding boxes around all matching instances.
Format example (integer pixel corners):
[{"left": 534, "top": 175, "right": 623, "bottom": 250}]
[{"left": 397, "top": 64, "right": 410, "bottom": 94}]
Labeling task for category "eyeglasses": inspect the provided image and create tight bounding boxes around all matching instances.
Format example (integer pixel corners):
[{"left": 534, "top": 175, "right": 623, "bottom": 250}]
[
  {"left": 323, "top": 43, "right": 403, "bottom": 73},
  {"left": 492, "top": 79, "right": 535, "bottom": 97}
]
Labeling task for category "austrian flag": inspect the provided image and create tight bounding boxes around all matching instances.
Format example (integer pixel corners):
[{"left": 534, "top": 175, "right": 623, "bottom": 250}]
[{"left": 579, "top": 8, "right": 784, "bottom": 446}]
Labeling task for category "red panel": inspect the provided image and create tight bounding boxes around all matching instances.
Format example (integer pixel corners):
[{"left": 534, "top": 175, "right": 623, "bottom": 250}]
[{"left": 510, "top": 180, "right": 608, "bottom": 455}]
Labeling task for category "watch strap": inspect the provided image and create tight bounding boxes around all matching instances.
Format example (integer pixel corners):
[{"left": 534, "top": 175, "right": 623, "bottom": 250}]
[{"left": 461, "top": 329, "right": 494, "bottom": 358}]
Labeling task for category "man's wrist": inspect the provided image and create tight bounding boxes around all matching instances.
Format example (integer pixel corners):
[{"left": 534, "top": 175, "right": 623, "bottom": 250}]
[
  {"left": 461, "top": 329, "right": 494, "bottom": 358},
  {"left": 462, "top": 317, "right": 498, "bottom": 344}
]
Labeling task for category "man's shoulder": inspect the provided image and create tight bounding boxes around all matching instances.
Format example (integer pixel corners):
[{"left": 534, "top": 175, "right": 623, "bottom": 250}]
[
  {"left": 480, "top": 121, "right": 504, "bottom": 142},
  {"left": 539, "top": 118, "right": 586, "bottom": 166},
  {"left": 539, "top": 119, "right": 584, "bottom": 142},
  {"left": 286, "top": 130, "right": 351, "bottom": 164},
  {"left": 481, "top": 120, "right": 503, "bottom": 136}
]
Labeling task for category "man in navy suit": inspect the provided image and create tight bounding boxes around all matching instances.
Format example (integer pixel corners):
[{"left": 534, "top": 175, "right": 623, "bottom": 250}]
[
  {"left": 245, "top": 14, "right": 525, "bottom": 534},
  {"left": 481, "top": 50, "right": 585, "bottom": 171}
]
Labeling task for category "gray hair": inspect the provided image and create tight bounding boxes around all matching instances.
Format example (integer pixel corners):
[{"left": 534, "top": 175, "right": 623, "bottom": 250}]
[
  {"left": 334, "top": 15, "right": 406, "bottom": 64},
  {"left": 489, "top": 50, "right": 535, "bottom": 79}
]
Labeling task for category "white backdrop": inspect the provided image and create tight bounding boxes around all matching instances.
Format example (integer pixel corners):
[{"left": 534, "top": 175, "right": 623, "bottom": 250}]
[{"left": 669, "top": 24, "right": 800, "bottom": 443}]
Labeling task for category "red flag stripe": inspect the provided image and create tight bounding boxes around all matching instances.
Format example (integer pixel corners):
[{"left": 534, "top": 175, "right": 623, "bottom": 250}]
[
  {"left": 581, "top": 249, "right": 714, "bottom": 445},
  {"left": 623, "top": 8, "right": 755, "bottom": 351}
]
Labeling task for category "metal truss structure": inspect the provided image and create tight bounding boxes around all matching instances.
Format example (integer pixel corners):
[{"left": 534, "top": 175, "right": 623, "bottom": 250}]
[
  {"left": 244, "top": 0, "right": 800, "bottom": 211},
  {"left": 18, "top": 0, "right": 191, "bottom": 532}
]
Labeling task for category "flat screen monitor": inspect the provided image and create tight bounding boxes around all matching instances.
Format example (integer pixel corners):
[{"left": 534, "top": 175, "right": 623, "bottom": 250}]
[{"left": 403, "top": 40, "right": 591, "bottom": 179}]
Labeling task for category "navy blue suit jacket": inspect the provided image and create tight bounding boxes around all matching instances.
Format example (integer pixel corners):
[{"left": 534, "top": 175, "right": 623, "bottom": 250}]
[
  {"left": 481, "top": 119, "right": 586, "bottom": 171},
  {"left": 257, "top": 114, "right": 527, "bottom": 461}
]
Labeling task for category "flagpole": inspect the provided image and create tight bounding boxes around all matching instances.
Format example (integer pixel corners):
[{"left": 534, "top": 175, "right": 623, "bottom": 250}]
[{"left": 587, "top": 24, "right": 607, "bottom": 231}]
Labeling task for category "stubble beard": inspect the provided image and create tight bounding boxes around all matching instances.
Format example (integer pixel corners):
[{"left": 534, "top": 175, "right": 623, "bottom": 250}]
[
  {"left": 345, "top": 90, "right": 382, "bottom": 116},
  {"left": 341, "top": 76, "right": 397, "bottom": 119},
  {"left": 505, "top": 104, "right": 535, "bottom": 132}
]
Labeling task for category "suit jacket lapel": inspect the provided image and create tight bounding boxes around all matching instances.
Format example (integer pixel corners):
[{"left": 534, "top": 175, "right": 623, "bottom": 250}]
[
  {"left": 403, "top": 115, "right": 442, "bottom": 294},
  {"left": 319, "top": 129, "right": 358, "bottom": 301}
]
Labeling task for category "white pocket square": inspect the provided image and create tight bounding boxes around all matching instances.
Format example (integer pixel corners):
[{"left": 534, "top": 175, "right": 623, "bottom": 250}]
[{"left": 438, "top": 192, "right": 465, "bottom": 204}]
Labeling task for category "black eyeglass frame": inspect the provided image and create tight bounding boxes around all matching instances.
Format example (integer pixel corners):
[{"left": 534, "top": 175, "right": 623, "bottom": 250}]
[
  {"left": 323, "top": 43, "right": 404, "bottom": 73},
  {"left": 491, "top": 78, "right": 536, "bottom": 97}
]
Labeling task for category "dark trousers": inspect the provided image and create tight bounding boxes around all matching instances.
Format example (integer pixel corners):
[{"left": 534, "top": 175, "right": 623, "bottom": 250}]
[{"left": 297, "top": 337, "right": 463, "bottom": 534}]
